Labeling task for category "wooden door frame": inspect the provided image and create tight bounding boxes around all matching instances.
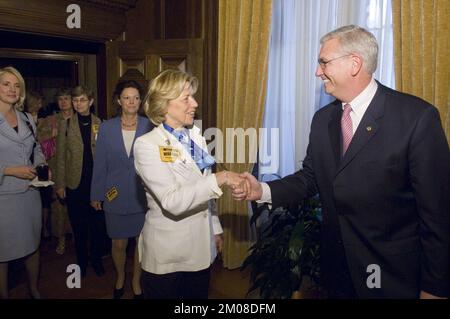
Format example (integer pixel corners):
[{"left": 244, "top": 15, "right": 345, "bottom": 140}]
[{"left": 0, "top": 48, "right": 105, "bottom": 118}]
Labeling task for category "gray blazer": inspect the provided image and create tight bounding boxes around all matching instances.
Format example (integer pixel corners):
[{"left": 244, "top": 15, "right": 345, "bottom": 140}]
[{"left": 0, "top": 110, "right": 45, "bottom": 195}]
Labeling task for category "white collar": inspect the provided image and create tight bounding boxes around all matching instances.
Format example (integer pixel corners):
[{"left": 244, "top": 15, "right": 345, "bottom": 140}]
[{"left": 342, "top": 78, "right": 378, "bottom": 117}]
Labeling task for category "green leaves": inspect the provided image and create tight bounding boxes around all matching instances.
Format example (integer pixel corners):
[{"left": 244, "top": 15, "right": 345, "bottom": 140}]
[{"left": 241, "top": 197, "right": 322, "bottom": 299}]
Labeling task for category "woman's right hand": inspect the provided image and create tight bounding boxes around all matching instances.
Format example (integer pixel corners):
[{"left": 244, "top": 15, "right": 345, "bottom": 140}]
[
  {"left": 4, "top": 166, "right": 36, "bottom": 180},
  {"left": 215, "top": 171, "right": 248, "bottom": 193},
  {"left": 90, "top": 200, "right": 103, "bottom": 211}
]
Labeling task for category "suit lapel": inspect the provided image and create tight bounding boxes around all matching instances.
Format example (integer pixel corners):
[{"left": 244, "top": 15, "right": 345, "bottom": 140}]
[
  {"left": 114, "top": 117, "right": 129, "bottom": 160},
  {"left": 69, "top": 115, "right": 83, "bottom": 169},
  {"left": 327, "top": 101, "right": 342, "bottom": 169},
  {"left": 156, "top": 125, "right": 203, "bottom": 178},
  {"left": 71, "top": 114, "right": 82, "bottom": 143},
  {"left": 130, "top": 117, "right": 147, "bottom": 160},
  {"left": 17, "top": 111, "right": 35, "bottom": 141},
  {"left": 0, "top": 111, "right": 28, "bottom": 144},
  {"left": 90, "top": 115, "right": 100, "bottom": 154},
  {"left": 336, "top": 85, "right": 386, "bottom": 176}
]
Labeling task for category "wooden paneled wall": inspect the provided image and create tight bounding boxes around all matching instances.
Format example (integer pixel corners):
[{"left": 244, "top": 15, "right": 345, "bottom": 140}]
[
  {"left": 0, "top": 0, "right": 135, "bottom": 42},
  {"left": 114, "top": 0, "right": 218, "bottom": 128},
  {"left": 0, "top": 0, "right": 218, "bottom": 127}
]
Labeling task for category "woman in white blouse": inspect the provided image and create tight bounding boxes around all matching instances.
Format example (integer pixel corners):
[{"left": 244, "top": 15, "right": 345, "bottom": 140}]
[
  {"left": 133, "top": 69, "right": 246, "bottom": 299},
  {"left": 90, "top": 80, "right": 153, "bottom": 299}
]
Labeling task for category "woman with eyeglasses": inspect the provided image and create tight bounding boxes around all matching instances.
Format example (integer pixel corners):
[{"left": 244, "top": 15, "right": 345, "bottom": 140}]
[
  {"left": 55, "top": 86, "right": 107, "bottom": 278},
  {"left": 90, "top": 80, "right": 153, "bottom": 299}
]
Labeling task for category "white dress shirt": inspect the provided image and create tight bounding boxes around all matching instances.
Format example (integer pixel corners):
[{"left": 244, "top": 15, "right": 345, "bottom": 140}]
[{"left": 343, "top": 78, "right": 378, "bottom": 134}]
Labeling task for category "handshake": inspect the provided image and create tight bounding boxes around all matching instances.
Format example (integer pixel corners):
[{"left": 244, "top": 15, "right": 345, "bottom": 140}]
[{"left": 215, "top": 171, "right": 262, "bottom": 201}]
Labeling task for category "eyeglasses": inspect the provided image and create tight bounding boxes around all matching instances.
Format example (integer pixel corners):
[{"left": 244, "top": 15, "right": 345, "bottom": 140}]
[
  {"left": 318, "top": 54, "right": 352, "bottom": 69},
  {"left": 72, "top": 98, "right": 89, "bottom": 104}
]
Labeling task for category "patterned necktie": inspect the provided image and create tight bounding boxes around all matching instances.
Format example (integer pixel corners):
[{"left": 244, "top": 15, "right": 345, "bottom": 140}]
[
  {"left": 177, "top": 129, "right": 215, "bottom": 171},
  {"left": 163, "top": 124, "right": 215, "bottom": 171},
  {"left": 177, "top": 129, "right": 193, "bottom": 153},
  {"left": 341, "top": 103, "right": 353, "bottom": 155}
]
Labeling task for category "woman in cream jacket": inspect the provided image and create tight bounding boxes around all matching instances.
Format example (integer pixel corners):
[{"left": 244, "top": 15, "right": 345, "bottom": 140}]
[{"left": 134, "top": 69, "right": 244, "bottom": 299}]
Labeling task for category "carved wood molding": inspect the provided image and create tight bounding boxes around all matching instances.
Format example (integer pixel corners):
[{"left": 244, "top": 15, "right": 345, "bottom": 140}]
[
  {"left": 83, "top": 0, "right": 137, "bottom": 11},
  {"left": 0, "top": 47, "right": 94, "bottom": 100},
  {"left": 0, "top": 48, "right": 84, "bottom": 62},
  {"left": 0, "top": 0, "right": 135, "bottom": 41}
]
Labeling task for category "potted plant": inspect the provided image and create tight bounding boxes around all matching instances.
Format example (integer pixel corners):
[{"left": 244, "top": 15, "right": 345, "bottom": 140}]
[{"left": 241, "top": 196, "right": 323, "bottom": 299}]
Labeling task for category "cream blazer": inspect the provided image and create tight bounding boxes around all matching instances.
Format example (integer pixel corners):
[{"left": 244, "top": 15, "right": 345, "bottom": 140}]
[{"left": 134, "top": 124, "right": 223, "bottom": 274}]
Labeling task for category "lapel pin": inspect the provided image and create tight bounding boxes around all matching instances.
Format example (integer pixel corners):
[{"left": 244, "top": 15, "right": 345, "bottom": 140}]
[{"left": 366, "top": 126, "right": 372, "bottom": 132}]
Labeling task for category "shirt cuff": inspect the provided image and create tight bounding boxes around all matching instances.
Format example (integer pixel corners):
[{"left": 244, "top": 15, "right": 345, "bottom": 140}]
[
  {"left": 257, "top": 182, "right": 272, "bottom": 204},
  {"left": 209, "top": 174, "right": 223, "bottom": 198}
]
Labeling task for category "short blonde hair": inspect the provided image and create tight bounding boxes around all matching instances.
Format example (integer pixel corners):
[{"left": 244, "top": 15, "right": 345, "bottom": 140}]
[
  {"left": 144, "top": 69, "right": 198, "bottom": 125},
  {"left": 0, "top": 66, "right": 26, "bottom": 110}
]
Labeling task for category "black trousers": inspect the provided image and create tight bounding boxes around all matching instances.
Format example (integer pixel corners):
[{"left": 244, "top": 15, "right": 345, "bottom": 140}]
[
  {"left": 66, "top": 187, "right": 108, "bottom": 272},
  {"left": 327, "top": 276, "right": 357, "bottom": 299},
  {"left": 141, "top": 267, "right": 211, "bottom": 299}
]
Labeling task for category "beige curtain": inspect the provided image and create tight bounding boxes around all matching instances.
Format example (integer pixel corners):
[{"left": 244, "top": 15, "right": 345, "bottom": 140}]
[
  {"left": 217, "top": 0, "right": 272, "bottom": 269},
  {"left": 392, "top": 0, "right": 450, "bottom": 142}
]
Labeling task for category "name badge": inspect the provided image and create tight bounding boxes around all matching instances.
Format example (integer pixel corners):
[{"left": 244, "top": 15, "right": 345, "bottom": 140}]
[
  {"left": 106, "top": 187, "right": 118, "bottom": 202},
  {"left": 92, "top": 124, "right": 99, "bottom": 134},
  {"left": 159, "top": 146, "right": 180, "bottom": 163}
]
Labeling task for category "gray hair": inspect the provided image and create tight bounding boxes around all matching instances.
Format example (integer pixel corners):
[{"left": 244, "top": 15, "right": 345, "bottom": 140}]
[{"left": 321, "top": 25, "right": 378, "bottom": 74}]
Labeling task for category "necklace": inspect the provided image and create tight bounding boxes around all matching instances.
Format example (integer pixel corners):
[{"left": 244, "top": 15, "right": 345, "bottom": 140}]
[
  {"left": 121, "top": 118, "right": 137, "bottom": 127},
  {"left": 79, "top": 114, "right": 90, "bottom": 126}
]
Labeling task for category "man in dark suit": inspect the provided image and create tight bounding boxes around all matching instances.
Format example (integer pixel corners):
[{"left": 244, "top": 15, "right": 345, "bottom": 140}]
[{"left": 233, "top": 25, "right": 450, "bottom": 299}]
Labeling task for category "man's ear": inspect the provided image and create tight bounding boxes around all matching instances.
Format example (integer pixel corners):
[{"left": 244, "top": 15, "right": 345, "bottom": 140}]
[{"left": 350, "top": 54, "right": 363, "bottom": 76}]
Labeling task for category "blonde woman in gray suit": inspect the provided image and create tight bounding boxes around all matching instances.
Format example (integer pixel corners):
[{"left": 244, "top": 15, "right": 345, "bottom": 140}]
[
  {"left": 134, "top": 69, "right": 246, "bottom": 299},
  {"left": 0, "top": 67, "right": 45, "bottom": 299}
]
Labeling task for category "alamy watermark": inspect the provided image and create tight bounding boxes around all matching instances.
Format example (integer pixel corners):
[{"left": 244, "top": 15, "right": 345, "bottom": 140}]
[
  {"left": 66, "top": 264, "right": 81, "bottom": 288},
  {"left": 66, "top": 4, "right": 81, "bottom": 29},
  {"left": 366, "top": 264, "right": 381, "bottom": 289},
  {"left": 196, "top": 120, "right": 280, "bottom": 173}
]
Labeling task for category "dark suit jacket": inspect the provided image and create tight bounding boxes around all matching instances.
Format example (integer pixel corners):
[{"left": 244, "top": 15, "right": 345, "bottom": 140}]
[
  {"left": 90, "top": 116, "right": 154, "bottom": 215},
  {"left": 268, "top": 83, "right": 450, "bottom": 298}
]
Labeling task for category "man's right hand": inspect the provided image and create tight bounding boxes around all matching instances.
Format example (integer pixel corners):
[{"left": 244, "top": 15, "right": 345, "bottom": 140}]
[
  {"left": 233, "top": 172, "right": 262, "bottom": 201},
  {"left": 56, "top": 188, "right": 66, "bottom": 200}
]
